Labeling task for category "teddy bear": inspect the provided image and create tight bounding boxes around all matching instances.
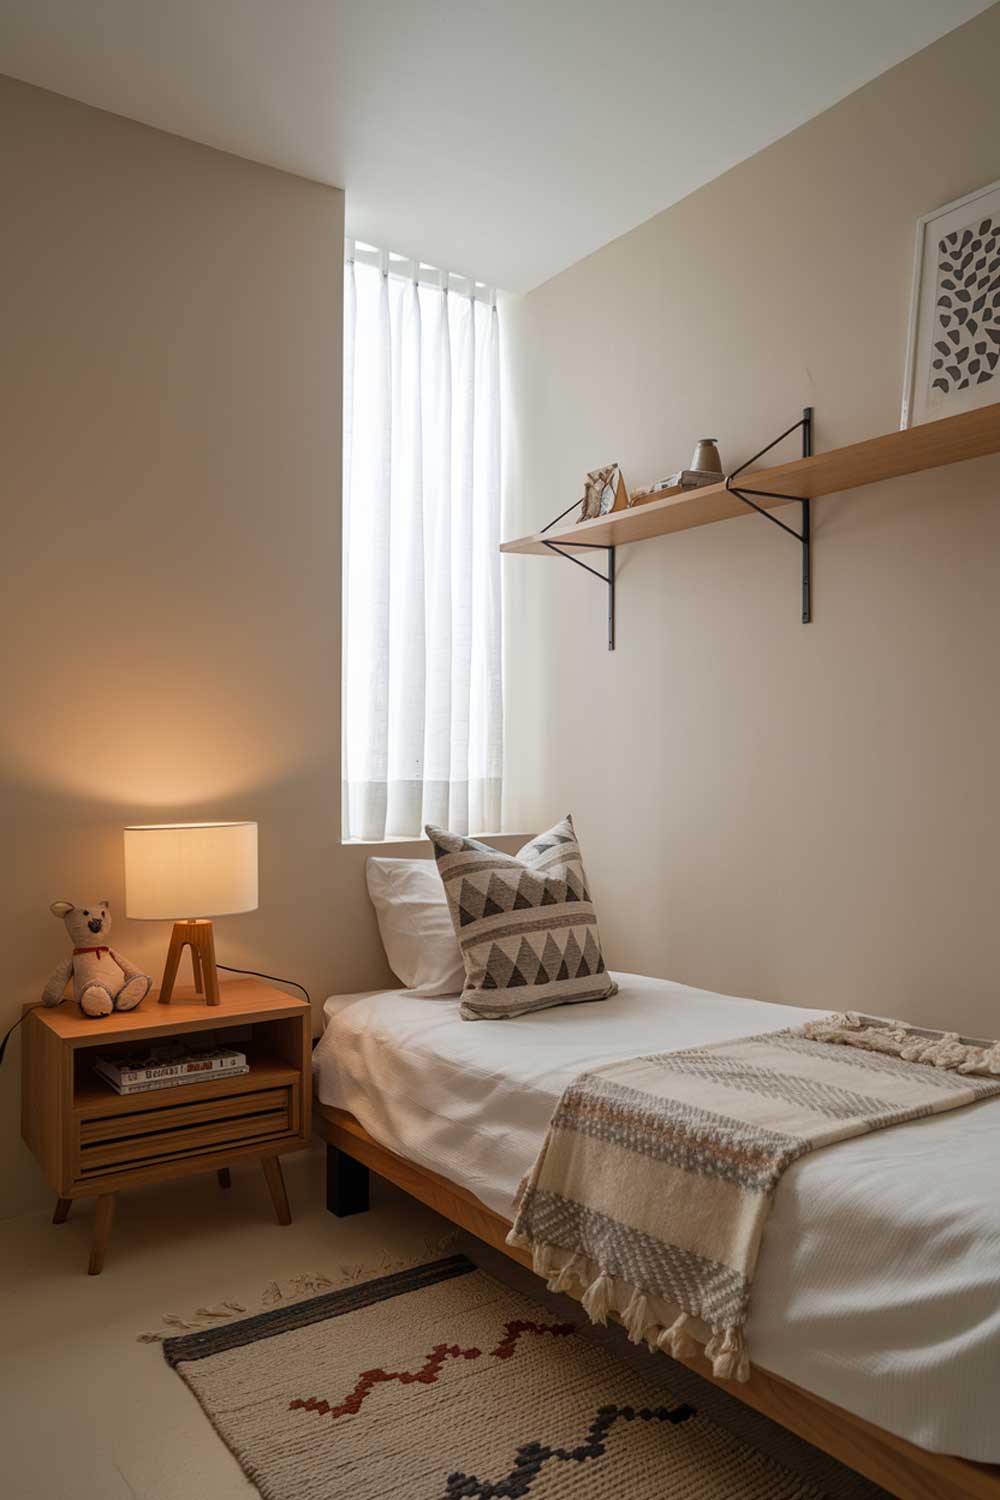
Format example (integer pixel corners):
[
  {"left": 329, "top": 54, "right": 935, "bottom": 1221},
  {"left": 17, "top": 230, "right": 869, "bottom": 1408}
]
[{"left": 42, "top": 900, "right": 151, "bottom": 1017}]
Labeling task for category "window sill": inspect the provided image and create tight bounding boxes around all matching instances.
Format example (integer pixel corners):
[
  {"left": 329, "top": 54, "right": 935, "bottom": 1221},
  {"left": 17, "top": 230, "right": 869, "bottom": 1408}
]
[{"left": 341, "top": 831, "right": 532, "bottom": 848}]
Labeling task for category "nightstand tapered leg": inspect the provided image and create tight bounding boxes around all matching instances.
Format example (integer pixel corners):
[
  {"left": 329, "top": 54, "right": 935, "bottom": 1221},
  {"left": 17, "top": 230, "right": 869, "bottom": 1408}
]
[
  {"left": 261, "top": 1157, "right": 291, "bottom": 1225},
  {"left": 53, "top": 1197, "right": 72, "bottom": 1224},
  {"left": 88, "top": 1194, "right": 116, "bottom": 1275}
]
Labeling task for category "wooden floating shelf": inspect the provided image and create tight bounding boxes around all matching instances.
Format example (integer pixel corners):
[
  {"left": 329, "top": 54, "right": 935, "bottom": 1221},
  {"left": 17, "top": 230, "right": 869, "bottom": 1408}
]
[{"left": 500, "top": 401, "right": 1000, "bottom": 557}]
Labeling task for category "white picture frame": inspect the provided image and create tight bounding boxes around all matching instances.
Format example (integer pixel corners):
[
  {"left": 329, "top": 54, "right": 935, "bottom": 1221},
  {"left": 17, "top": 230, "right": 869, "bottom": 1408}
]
[{"left": 900, "top": 179, "right": 1000, "bottom": 430}]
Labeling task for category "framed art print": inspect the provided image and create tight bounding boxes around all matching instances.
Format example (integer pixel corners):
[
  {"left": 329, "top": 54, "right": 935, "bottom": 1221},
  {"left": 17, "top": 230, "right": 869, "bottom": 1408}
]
[
  {"left": 577, "top": 464, "right": 627, "bottom": 521},
  {"left": 900, "top": 179, "right": 1000, "bottom": 429}
]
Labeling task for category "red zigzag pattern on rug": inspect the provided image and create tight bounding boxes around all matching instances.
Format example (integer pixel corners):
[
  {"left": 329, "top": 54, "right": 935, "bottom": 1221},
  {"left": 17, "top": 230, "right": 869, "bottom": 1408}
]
[{"left": 289, "top": 1319, "right": 576, "bottom": 1421}]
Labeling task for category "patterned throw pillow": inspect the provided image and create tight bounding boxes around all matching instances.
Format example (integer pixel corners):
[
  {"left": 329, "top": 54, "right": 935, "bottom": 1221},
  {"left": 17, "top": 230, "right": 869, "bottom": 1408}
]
[{"left": 426, "top": 815, "right": 617, "bottom": 1021}]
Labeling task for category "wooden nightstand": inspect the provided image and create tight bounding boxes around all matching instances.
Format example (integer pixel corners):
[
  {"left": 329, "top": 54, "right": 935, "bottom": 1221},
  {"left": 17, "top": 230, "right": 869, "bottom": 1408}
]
[{"left": 21, "top": 979, "right": 311, "bottom": 1274}]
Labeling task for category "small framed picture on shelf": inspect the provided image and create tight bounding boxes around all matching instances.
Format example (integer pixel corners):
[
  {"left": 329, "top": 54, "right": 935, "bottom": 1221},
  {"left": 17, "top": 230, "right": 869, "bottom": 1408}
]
[
  {"left": 578, "top": 464, "right": 628, "bottom": 521},
  {"left": 901, "top": 178, "right": 1000, "bottom": 429}
]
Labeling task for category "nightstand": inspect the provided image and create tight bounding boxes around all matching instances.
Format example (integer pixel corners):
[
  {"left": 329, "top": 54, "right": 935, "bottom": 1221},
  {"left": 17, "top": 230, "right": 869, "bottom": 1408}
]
[{"left": 21, "top": 978, "right": 311, "bottom": 1274}]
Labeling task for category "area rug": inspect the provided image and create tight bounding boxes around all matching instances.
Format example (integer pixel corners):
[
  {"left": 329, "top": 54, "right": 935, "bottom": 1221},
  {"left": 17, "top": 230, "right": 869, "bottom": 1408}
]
[{"left": 163, "top": 1253, "right": 839, "bottom": 1499}]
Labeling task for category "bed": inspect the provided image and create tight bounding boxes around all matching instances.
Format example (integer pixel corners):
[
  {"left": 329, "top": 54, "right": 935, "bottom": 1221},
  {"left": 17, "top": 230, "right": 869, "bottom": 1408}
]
[{"left": 313, "top": 972, "right": 1000, "bottom": 1500}]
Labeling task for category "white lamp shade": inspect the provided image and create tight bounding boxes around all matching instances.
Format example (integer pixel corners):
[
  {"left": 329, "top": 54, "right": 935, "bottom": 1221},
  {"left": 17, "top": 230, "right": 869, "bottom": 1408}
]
[{"left": 124, "top": 822, "right": 258, "bottom": 919}]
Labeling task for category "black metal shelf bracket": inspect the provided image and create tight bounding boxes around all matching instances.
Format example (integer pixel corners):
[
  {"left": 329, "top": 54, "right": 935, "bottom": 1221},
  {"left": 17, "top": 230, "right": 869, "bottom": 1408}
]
[
  {"left": 534, "top": 405, "right": 813, "bottom": 644},
  {"left": 726, "top": 406, "right": 813, "bottom": 622},
  {"left": 540, "top": 502, "right": 616, "bottom": 650}
]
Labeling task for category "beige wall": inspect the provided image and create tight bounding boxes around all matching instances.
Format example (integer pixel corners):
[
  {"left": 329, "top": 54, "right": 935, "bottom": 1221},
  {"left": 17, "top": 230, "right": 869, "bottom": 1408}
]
[
  {"left": 0, "top": 77, "right": 518, "bottom": 1220},
  {"left": 503, "top": 10, "right": 1000, "bottom": 1035}
]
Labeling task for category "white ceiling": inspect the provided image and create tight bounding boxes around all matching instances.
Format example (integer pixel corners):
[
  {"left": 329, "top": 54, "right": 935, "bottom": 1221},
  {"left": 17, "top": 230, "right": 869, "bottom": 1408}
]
[{"left": 0, "top": 1, "right": 992, "bottom": 291}]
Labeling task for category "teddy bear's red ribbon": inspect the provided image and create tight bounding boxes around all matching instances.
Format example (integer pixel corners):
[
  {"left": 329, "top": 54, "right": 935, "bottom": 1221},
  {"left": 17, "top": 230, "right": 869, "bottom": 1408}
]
[{"left": 73, "top": 946, "right": 111, "bottom": 959}]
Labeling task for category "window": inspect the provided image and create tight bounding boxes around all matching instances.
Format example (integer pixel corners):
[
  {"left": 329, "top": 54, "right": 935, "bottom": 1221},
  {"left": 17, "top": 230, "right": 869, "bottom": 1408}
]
[{"left": 342, "top": 244, "right": 502, "bottom": 841}]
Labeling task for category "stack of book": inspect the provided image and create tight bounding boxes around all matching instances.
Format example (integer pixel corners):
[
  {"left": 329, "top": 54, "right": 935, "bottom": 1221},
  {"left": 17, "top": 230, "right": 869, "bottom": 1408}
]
[
  {"left": 653, "top": 468, "right": 725, "bottom": 491},
  {"left": 630, "top": 469, "right": 726, "bottom": 507},
  {"left": 94, "top": 1040, "right": 249, "bottom": 1095}
]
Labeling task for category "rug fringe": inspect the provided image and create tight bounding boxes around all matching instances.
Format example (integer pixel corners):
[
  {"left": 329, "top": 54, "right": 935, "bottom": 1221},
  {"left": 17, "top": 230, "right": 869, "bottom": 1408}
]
[{"left": 137, "top": 1231, "right": 460, "bottom": 1342}]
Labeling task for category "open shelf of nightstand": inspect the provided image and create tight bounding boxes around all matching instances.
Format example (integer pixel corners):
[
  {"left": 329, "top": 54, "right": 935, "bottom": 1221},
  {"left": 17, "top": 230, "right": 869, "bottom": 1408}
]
[{"left": 73, "top": 1053, "right": 300, "bottom": 1116}]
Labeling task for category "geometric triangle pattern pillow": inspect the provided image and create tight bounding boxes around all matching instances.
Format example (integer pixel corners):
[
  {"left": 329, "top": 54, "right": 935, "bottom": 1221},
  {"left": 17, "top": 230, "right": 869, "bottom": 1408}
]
[{"left": 425, "top": 814, "right": 618, "bottom": 1021}]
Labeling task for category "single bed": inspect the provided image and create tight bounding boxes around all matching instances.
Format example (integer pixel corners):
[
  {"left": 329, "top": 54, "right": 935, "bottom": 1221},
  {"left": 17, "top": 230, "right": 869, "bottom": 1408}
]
[{"left": 313, "top": 972, "right": 1000, "bottom": 1500}]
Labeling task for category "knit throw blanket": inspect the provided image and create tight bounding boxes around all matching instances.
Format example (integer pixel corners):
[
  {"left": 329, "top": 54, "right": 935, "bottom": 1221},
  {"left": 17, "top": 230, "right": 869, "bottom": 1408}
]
[{"left": 507, "top": 1013, "right": 1000, "bottom": 1383}]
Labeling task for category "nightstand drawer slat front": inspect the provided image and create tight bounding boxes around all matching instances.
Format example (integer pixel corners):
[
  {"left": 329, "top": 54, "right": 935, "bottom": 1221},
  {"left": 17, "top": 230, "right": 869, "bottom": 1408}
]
[
  {"left": 75, "top": 1075, "right": 296, "bottom": 1179},
  {"left": 79, "top": 1087, "right": 289, "bottom": 1143},
  {"left": 78, "top": 1110, "right": 290, "bottom": 1176}
]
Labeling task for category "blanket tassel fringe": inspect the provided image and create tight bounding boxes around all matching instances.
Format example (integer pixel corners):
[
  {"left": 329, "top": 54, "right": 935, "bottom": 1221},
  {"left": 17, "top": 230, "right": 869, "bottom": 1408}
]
[
  {"left": 547, "top": 1254, "right": 585, "bottom": 1296},
  {"left": 520, "top": 1237, "right": 752, "bottom": 1384},
  {"left": 580, "top": 1272, "right": 614, "bottom": 1325},
  {"left": 704, "top": 1327, "right": 751, "bottom": 1383},
  {"left": 657, "top": 1312, "right": 699, "bottom": 1361},
  {"left": 803, "top": 1012, "right": 1000, "bottom": 1076},
  {"left": 622, "top": 1288, "right": 652, "bottom": 1345}
]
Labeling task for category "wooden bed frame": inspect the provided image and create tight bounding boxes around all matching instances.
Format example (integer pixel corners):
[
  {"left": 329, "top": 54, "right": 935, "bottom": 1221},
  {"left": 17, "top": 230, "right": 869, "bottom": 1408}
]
[{"left": 316, "top": 1102, "right": 999, "bottom": 1500}]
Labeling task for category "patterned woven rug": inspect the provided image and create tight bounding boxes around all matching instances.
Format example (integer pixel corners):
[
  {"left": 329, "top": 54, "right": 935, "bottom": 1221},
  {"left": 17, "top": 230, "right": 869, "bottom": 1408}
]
[{"left": 163, "top": 1254, "right": 847, "bottom": 1500}]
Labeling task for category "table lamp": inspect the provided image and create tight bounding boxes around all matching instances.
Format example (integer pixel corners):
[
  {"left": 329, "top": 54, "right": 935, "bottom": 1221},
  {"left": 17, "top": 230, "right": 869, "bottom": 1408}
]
[{"left": 124, "top": 822, "right": 258, "bottom": 1006}]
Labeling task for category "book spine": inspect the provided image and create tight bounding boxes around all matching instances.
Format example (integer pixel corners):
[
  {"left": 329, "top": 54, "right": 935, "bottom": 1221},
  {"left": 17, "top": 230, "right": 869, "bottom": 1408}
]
[
  {"left": 97, "top": 1054, "right": 246, "bottom": 1085},
  {"left": 101, "top": 1066, "right": 250, "bottom": 1097}
]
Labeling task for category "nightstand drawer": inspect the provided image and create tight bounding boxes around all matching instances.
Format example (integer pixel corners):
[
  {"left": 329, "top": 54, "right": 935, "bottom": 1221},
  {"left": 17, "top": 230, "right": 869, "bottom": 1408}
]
[{"left": 75, "top": 1083, "right": 294, "bottom": 1180}]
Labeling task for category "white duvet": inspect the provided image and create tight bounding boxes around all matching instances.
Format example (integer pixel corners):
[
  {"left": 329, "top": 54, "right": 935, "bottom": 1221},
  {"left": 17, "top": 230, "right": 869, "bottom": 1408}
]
[{"left": 313, "top": 972, "right": 1000, "bottom": 1462}]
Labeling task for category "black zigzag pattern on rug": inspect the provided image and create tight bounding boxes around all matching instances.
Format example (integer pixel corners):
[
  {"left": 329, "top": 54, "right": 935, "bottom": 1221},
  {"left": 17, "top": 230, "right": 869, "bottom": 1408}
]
[{"left": 444, "top": 1400, "right": 696, "bottom": 1497}]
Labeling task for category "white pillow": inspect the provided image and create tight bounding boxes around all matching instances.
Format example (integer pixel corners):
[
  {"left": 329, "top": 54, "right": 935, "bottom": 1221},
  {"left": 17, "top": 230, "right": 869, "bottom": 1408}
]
[{"left": 365, "top": 857, "right": 465, "bottom": 996}]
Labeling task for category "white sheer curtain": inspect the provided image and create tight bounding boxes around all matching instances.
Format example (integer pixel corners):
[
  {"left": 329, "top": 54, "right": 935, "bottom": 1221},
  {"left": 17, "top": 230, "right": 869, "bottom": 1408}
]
[{"left": 342, "top": 246, "right": 502, "bottom": 842}]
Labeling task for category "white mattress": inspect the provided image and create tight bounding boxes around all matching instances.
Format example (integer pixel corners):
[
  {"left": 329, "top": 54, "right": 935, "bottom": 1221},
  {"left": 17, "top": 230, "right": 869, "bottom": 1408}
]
[{"left": 313, "top": 972, "right": 1000, "bottom": 1462}]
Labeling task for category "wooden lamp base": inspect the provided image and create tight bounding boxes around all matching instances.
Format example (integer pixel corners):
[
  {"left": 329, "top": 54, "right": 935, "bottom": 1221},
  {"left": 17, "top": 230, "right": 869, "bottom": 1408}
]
[{"left": 158, "top": 919, "right": 222, "bottom": 1006}]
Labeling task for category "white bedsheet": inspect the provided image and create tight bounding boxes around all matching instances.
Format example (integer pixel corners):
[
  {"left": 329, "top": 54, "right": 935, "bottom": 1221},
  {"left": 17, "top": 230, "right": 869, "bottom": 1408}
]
[{"left": 313, "top": 972, "right": 1000, "bottom": 1461}]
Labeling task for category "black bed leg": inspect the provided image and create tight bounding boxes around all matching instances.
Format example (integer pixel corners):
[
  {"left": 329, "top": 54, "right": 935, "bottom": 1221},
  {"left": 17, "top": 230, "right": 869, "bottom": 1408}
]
[{"left": 326, "top": 1143, "right": 370, "bottom": 1217}]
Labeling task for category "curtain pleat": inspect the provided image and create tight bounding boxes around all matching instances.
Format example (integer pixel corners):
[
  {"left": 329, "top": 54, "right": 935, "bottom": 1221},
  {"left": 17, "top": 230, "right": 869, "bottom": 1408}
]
[{"left": 342, "top": 255, "right": 502, "bottom": 841}]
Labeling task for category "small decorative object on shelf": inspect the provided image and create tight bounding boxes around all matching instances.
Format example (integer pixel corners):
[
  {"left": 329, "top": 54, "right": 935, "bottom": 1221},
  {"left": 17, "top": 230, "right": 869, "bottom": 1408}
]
[
  {"left": 689, "top": 437, "right": 724, "bottom": 474},
  {"left": 42, "top": 900, "right": 151, "bottom": 1018},
  {"left": 124, "top": 821, "right": 259, "bottom": 1007},
  {"left": 902, "top": 177, "right": 1000, "bottom": 428},
  {"left": 577, "top": 463, "right": 628, "bottom": 521}
]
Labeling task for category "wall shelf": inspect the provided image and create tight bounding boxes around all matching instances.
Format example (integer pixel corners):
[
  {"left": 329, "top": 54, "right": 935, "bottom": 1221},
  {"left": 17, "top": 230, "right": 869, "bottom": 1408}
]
[
  {"left": 502, "top": 402, "right": 1000, "bottom": 556},
  {"left": 501, "top": 401, "right": 1000, "bottom": 640}
]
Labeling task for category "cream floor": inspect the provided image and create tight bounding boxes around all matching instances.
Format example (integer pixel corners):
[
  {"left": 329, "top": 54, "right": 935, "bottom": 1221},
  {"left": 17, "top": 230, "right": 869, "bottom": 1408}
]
[
  {"left": 2, "top": 1143, "right": 886, "bottom": 1500},
  {"left": 0, "top": 1144, "right": 454, "bottom": 1500}
]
